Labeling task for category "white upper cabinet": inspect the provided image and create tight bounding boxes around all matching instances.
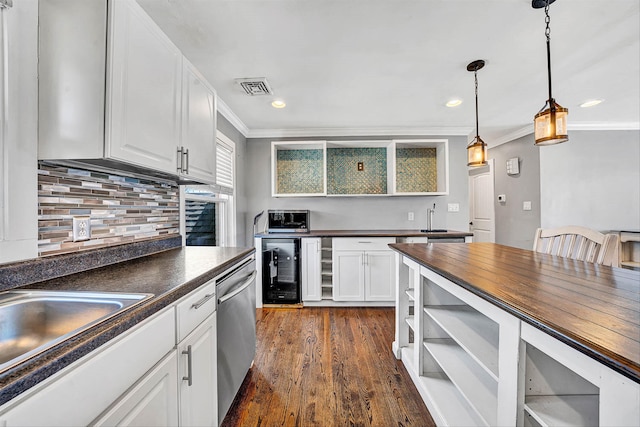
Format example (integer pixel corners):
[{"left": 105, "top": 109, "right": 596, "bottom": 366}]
[
  {"left": 0, "top": 0, "right": 38, "bottom": 264},
  {"left": 106, "top": 0, "right": 182, "bottom": 175},
  {"left": 180, "top": 59, "right": 217, "bottom": 183},
  {"left": 38, "top": 0, "right": 216, "bottom": 184}
]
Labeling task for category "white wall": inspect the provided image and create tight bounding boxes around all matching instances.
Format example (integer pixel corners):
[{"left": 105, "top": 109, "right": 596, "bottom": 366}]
[
  {"left": 540, "top": 129, "right": 640, "bottom": 231},
  {"left": 244, "top": 135, "right": 471, "bottom": 239}
]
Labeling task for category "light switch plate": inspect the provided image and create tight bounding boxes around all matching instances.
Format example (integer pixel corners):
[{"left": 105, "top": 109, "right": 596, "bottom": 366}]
[
  {"left": 72, "top": 217, "right": 91, "bottom": 241},
  {"left": 523, "top": 201, "right": 532, "bottom": 211}
]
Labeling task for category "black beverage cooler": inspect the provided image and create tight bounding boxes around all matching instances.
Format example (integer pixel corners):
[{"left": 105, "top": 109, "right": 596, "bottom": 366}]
[{"left": 262, "top": 238, "right": 301, "bottom": 304}]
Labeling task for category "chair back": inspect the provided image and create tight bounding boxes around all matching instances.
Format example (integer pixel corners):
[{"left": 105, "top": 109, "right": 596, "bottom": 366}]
[{"left": 533, "top": 226, "right": 619, "bottom": 266}]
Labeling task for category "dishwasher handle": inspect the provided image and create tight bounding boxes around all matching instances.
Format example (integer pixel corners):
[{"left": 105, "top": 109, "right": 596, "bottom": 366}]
[{"left": 218, "top": 270, "right": 257, "bottom": 305}]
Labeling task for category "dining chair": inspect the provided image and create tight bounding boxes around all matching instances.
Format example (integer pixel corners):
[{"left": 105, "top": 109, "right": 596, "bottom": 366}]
[{"left": 533, "top": 226, "right": 619, "bottom": 266}]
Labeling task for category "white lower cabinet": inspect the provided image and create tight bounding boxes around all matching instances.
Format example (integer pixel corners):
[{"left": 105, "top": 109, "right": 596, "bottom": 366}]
[
  {"left": 333, "top": 238, "right": 395, "bottom": 302},
  {"left": 178, "top": 313, "right": 217, "bottom": 427},
  {"left": 0, "top": 308, "right": 176, "bottom": 426},
  {"left": 301, "top": 237, "right": 322, "bottom": 301},
  {"left": 92, "top": 351, "right": 179, "bottom": 426}
]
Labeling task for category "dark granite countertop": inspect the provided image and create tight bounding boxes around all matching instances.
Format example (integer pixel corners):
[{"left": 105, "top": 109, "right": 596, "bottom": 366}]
[
  {"left": 255, "top": 229, "right": 473, "bottom": 238},
  {"left": 0, "top": 246, "right": 255, "bottom": 406}
]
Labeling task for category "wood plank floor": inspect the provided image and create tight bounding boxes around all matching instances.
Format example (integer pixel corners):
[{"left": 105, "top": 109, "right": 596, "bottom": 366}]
[{"left": 222, "top": 307, "right": 435, "bottom": 427}]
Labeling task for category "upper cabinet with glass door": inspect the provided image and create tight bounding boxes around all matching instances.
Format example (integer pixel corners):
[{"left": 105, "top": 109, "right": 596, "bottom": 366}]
[{"left": 271, "top": 139, "right": 448, "bottom": 197}]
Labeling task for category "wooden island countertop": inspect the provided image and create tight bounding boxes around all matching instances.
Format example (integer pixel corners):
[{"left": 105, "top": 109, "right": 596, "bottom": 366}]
[{"left": 389, "top": 242, "right": 640, "bottom": 382}]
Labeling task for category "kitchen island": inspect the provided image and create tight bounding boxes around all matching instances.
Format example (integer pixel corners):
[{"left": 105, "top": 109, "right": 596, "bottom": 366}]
[
  {"left": 0, "top": 245, "right": 254, "bottom": 425},
  {"left": 390, "top": 242, "right": 639, "bottom": 427}
]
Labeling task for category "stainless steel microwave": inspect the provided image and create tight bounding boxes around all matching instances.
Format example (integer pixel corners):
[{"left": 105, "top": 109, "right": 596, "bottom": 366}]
[{"left": 267, "top": 210, "right": 310, "bottom": 233}]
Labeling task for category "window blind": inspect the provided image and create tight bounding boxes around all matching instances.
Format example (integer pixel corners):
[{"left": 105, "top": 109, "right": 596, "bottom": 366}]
[{"left": 216, "top": 138, "right": 234, "bottom": 195}]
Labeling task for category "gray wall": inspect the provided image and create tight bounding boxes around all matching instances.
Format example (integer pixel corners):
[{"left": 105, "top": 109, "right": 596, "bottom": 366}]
[
  {"left": 244, "top": 135, "right": 471, "bottom": 239},
  {"left": 489, "top": 134, "right": 541, "bottom": 250},
  {"left": 540, "top": 129, "right": 640, "bottom": 231},
  {"left": 217, "top": 113, "right": 248, "bottom": 246}
]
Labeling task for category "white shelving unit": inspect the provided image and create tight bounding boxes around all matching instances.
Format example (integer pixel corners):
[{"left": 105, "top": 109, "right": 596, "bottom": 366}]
[
  {"left": 320, "top": 238, "right": 333, "bottom": 300},
  {"left": 394, "top": 258, "right": 520, "bottom": 426},
  {"left": 394, "top": 253, "right": 640, "bottom": 427}
]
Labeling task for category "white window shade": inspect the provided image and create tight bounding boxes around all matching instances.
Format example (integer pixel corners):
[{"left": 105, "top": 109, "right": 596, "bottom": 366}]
[{"left": 216, "top": 138, "right": 234, "bottom": 195}]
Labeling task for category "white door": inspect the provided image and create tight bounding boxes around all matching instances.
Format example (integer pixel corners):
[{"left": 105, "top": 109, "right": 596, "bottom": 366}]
[
  {"left": 333, "top": 251, "right": 365, "bottom": 301},
  {"left": 181, "top": 59, "right": 217, "bottom": 183},
  {"left": 365, "top": 251, "right": 395, "bottom": 301},
  {"left": 469, "top": 159, "right": 495, "bottom": 242},
  {"left": 301, "top": 238, "right": 322, "bottom": 301},
  {"left": 106, "top": 0, "right": 181, "bottom": 174},
  {"left": 179, "top": 313, "right": 218, "bottom": 427},
  {"left": 92, "top": 351, "right": 179, "bottom": 427}
]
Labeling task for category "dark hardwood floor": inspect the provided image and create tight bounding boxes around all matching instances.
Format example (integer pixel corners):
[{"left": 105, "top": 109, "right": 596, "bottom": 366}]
[{"left": 222, "top": 307, "right": 435, "bottom": 427}]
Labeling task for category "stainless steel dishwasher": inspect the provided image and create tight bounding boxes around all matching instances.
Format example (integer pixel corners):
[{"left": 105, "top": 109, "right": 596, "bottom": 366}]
[{"left": 216, "top": 256, "right": 257, "bottom": 425}]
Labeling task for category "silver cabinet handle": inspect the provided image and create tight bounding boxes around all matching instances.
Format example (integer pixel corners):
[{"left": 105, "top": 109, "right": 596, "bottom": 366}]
[
  {"left": 191, "top": 293, "right": 215, "bottom": 310},
  {"left": 177, "top": 146, "right": 184, "bottom": 173},
  {"left": 183, "top": 148, "right": 189, "bottom": 174},
  {"left": 218, "top": 271, "right": 257, "bottom": 305},
  {"left": 182, "top": 345, "right": 193, "bottom": 386}
]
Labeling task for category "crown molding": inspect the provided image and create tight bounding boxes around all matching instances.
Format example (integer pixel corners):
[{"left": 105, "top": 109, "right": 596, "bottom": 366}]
[
  {"left": 245, "top": 126, "right": 473, "bottom": 139},
  {"left": 488, "top": 125, "right": 533, "bottom": 148},
  {"left": 216, "top": 97, "right": 249, "bottom": 137},
  {"left": 567, "top": 122, "right": 640, "bottom": 131}
]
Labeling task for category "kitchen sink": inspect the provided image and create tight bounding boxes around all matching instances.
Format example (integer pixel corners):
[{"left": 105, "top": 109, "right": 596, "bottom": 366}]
[{"left": 0, "top": 290, "right": 153, "bottom": 373}]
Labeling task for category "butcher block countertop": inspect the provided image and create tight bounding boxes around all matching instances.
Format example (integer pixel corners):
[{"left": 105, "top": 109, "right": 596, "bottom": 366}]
[{"left": 389, "top": 242, "right": 640, "bottom": 382}]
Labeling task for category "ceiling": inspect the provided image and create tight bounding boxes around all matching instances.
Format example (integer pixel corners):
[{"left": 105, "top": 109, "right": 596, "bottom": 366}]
[{"left": 137, "top": 0, "right": 640, "bottom": 144}]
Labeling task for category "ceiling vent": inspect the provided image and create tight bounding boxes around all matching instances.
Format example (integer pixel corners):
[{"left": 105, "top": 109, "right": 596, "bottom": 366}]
[{"left": 235, "top": 77, "right": 273, "bottom": 96}]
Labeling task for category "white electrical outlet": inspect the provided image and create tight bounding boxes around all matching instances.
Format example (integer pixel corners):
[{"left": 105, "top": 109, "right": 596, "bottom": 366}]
[
  {"left": 447, "top": 203, "right": 460, "bottom": 212},
  {"left": 523, "top": 201, "right": 532, "bottom": 211},
  {"left": 72, "top": 217, "right": 91, "bottom": 242},
  {"left": 408, "top": 212, "right": 414, "bottom": 221}
]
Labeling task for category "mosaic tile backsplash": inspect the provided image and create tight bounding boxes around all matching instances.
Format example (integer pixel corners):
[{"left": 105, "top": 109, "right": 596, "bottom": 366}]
[
  {"left": 327, "top": 147, "right": 387, "bottom": 194},
  {"left": 38, "top": 163, "right": 180, "bottom": 257},
  {"left": 396, "top": 147, "right": 438, "bottom": 193},
  {"left": 276, "top": 149, "right": 324, "bottom": 194}
]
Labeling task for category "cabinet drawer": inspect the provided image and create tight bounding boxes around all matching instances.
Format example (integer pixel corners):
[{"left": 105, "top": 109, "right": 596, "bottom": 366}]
[
  {"left": 176, "top": 279, "right": 216, "bottom": 343},
  {"left": 333, "top": 237, "right": 395, "bottom": 252}
]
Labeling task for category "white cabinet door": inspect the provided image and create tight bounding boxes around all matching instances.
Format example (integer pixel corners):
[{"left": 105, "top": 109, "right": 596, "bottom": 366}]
[
  {"left": 106, "top": 0, "right": 181, "bottom": 175},
  {"left": 181, "top": 59, "right": 217, "bottom": 184},
  {"left": 92, "top": 351, "right": 179, "bottom": 427},
  {"left": 0, "top": 0, "right": 38, "bottom": 263},
  {"left": 178, "top": 313, "right": 218, "bottom": 427},
  {"left": 365, "top": 251, "right": 395, "bottom": 301},
  {"left": 333, "top": 251, "right": 365, "bottom": 301},
  {"left": 301, "top": 238, "right": 322, "bottom": 301}
]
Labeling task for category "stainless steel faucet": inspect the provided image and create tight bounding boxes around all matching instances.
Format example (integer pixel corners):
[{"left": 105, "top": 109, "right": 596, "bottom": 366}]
[{"left": 426, "top": 203, "right": 435, "bottom": 231}]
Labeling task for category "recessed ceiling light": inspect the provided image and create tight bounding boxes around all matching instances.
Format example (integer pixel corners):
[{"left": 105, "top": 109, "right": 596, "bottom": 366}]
[
  {"left": 446, "top": 99, "right": 463, "bottom": 108},
  {"left": 271, "top": 99, "right": 286, "bottom": 109},
  {"left": 580, "top": 99, "right": 604, "bottom": 108}
]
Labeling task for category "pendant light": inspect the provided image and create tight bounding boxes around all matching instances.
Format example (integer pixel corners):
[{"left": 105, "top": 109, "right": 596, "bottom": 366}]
[
  {"left": 467, "top": 60, "right": 487, "bottom": 167},
  {"left": 533, "top": 0, "right": 568, "bottom": 145}
]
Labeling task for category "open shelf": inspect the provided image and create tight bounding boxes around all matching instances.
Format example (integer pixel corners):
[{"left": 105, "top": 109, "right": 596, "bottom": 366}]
[
  {"left": 424, "top": 305, "right": 499, "bottom": 379},
  {"left": 405, "top": 316, "right": 415, "bottom": 332},
  {"left": 524, "top": 395, "right": 599, "bottom": 427},
  {"left": 405, "top": 288, "right": 415, "bottom": 301},
  {"left": 423, "top": 339, "right": 497, "bottom": 426},
  {"left": 401, "top": 347, "right": 486, "bottom": 427}
]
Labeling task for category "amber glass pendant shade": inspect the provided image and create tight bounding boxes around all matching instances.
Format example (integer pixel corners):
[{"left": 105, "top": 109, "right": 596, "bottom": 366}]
[
  {"left": 534, "top": 100, "right": 568, "bottom": 145},
  {"left": 467, "top": 137, "right": 487, "bottom": 167}
]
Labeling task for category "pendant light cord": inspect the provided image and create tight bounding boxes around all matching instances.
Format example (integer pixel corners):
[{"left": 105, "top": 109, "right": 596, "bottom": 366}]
[
  {"left": 544, "top": 0, "right": 554, "bottom": 109},
  {"left": 474, "top": 69, "right": 480, "bottom": 139}
]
